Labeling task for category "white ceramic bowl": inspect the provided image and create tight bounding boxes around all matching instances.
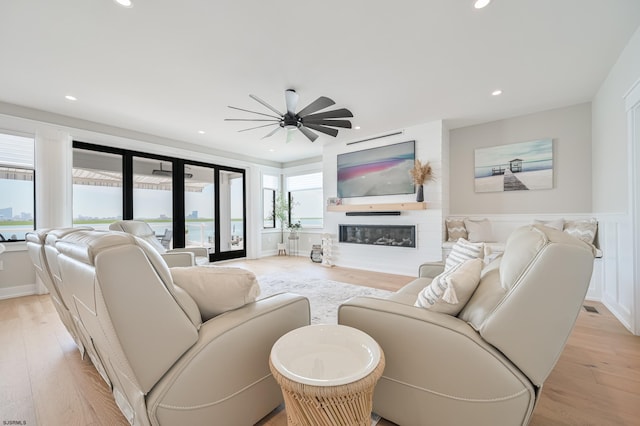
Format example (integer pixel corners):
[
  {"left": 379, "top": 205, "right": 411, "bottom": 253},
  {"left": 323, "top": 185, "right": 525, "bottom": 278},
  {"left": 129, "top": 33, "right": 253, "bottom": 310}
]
[{"left": 270, "top": 324, "right": 381, "bottom": 386}]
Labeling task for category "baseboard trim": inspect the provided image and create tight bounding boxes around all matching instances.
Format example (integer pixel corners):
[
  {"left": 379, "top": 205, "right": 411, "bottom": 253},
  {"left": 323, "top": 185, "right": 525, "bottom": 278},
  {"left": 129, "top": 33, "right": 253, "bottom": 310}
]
[{"left": 0, "top": 284, "right": 37, "bottom": 300}]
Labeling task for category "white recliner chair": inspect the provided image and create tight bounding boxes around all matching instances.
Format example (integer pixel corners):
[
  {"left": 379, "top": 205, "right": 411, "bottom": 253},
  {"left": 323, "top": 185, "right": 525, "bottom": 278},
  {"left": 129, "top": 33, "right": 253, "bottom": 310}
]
[
  {"left": 109, "top": 220, "right": 209, "bottom": 267},
  {"left": 339, "top": 225, "right": 596, "bottom": 426},
  {"left": 53, "top": 229, "right": 310, "bottom": 425}
]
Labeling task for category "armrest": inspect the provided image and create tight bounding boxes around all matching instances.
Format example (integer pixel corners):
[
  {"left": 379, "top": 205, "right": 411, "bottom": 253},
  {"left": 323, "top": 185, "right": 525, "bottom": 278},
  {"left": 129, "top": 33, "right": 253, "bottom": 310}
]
[
  {"left": 418, "top": 261, "right": 445, "bottom": 278},
  {"left": 169, "top": 247, "right": 209, "bottom": 258},
  {"left": 161, "top": 251, "right": 195, "bottom": 267},
  {"left": 147, "top": 293, "right": 311, "bottom": 424},
  {"left": 338, "top": 297, "right": 533, "bottom": 401}
]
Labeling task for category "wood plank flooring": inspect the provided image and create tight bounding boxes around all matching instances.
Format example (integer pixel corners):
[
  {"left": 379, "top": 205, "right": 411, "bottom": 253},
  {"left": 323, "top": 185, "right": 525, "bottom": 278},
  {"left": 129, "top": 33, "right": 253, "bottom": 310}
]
[{"left": 1, "top": 256, "right": 638, "bottom": 425}]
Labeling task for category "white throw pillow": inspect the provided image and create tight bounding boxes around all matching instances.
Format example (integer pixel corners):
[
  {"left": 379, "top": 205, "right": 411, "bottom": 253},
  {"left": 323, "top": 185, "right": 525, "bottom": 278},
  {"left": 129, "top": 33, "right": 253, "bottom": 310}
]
[
  {"left": 534, "top": 218, "right": 564, "bottom": 231},
  {"left": 170, "top": 266, "right": 260, "bottom": 321},
  {"left": 464, "top": 218, "right": 494, "bottom": 242},
  {"left": 415, "top": 258, "right": 483, "bottom": 315},
  {"left": 445, "top": 238, "right": 484, "bottom": 270},
  {"left": 563, "top": 218, "right": 598, "bottom": 245},
  {"left": 445, "top": 218, "right": 468, "bottom": 241}
]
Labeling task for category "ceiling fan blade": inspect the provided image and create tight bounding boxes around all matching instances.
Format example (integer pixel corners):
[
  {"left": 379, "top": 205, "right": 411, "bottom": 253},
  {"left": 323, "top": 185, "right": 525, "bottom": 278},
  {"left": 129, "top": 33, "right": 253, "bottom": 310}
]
[
  {"left": 302, "top": 108, "right": 353, "bottom": 121},
  {"left": 301, "top": 119, "right": 352, "bottom": 128},
  {"left": 298, "top": 126, "right": 319, "bottom": 142},
  {"left": 227, "top": 105, "right": 281, "bottom": 119},
  {"left": 249, "top": 94, "right": 283, "bottom": 116},
  {"left": 285, "top": 89, "right": 299, "bottom": 116},
  {"left": 238, "top": 123, "right": 279, "bottom": 132},
  {"left": 224, "top": 118, "right": 280, "bottom": 122},
  {"left": 261, "top": 125, "right": 283, "bottom": 139},
  {"left": 303, "top": 123, "right": 339, "bottom": 137},
  {"left": 296, "top": 96, "right": 335, "bottom": 117}
]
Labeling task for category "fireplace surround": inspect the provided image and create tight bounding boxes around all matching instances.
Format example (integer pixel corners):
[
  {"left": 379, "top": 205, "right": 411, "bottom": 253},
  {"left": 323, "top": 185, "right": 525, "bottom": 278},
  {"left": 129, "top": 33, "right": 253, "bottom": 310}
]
[{"left": 339, "top": 224, "right": 416, "bottom": 248}]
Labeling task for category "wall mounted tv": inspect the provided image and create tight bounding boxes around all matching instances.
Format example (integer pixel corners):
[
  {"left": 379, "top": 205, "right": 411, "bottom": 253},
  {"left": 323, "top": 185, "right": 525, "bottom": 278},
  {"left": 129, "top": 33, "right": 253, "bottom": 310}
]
[{"left": 337, "top": 140, "right": 415, "bottom": 198}]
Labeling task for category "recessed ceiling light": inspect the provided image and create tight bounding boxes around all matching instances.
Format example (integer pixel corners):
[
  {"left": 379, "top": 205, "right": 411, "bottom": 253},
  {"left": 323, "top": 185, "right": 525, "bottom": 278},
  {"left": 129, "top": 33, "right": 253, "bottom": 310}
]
[
  {"left": 474, "top": 0, "right": 491, "bottom": 9},
  {"left": 198, "top": 130, "right": 205, "bottom": 134},
  {"left": 492, "top": 89, "right": 502, "bottom": 96},
  {"left": 354, "top": 126, "right": 361, "bottom": 130},
  {"left": 269, "top": 149, "right": 275, "bottom": 152},
  {"left": 114, "top": 0, "right": 133, "bottom": 8},
  {"left": 65, "top": 95, "right": 77, "bottom": 101}
]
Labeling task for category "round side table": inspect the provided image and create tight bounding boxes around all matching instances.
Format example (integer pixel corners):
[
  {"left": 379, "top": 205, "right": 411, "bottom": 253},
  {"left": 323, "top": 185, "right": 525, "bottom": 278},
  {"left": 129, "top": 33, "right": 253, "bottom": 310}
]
[{"left": 269, "top": 324, "right": 385, "bottom": 426}]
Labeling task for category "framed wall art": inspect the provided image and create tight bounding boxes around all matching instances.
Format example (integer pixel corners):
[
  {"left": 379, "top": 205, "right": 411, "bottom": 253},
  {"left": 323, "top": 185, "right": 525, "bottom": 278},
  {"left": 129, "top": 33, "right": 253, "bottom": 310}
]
[{"left": 474, "top": 138, "right": 553, "bottom": 193}]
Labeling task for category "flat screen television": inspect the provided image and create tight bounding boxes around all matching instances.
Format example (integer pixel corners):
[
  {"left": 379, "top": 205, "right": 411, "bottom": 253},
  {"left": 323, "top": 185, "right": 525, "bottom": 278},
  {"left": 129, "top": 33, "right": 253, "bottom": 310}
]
[{"left": 337, "top": 140, "right": 415, "bottom": 198}]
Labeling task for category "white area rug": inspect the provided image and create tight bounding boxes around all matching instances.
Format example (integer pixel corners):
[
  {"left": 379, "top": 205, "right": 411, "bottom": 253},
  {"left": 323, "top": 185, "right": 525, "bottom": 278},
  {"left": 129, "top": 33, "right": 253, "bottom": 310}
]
[{"left": 257, "top": 272, "right": 393, "bottom": 324}]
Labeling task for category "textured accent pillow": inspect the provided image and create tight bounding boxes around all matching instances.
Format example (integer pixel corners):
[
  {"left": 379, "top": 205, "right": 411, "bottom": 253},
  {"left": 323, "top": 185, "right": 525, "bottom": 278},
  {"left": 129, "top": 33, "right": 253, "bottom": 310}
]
[
  {"left": 534, "top": 218, "right": 564, "bottom": 231},
  {"left": 445, "top": 238, "right": 484, "bottom": 270},
  {"left": 563, "top": 219, "right": 598, "bottom": 244},
  {"left": 445, "top": 218, "right": 468, "bottom": 241},
  {"left": 464, "top": 218, "right": 494, "bottom": 242},
  {"left": 415, "top": 258, "right": 483, "bottom": 315},
  {"left": 170, "top": 266, "right": 260, "bottom": 321}
]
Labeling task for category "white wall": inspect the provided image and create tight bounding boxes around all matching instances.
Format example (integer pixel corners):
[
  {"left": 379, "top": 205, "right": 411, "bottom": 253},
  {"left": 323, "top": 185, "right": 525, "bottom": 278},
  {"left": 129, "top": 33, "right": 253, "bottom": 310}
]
[
  {"left": 449, "top": 103, "right": 592, "bottom": 215},
  {"left": 322, "top": 121, "right": 445, "bottom": 277},
  {"left": 593, "top": 26, "right": 640, "bottom": 213},
  {"left": 592, "top": 25, "right": 640, "bottom": 334}
]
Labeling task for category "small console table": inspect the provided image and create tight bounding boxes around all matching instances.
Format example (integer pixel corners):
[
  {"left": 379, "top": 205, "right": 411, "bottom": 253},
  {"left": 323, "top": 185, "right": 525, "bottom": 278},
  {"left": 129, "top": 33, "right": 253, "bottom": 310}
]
[
  {"left": 288, "top": 234, "right": 299, "bottom": 256},
  {"left": 269, "top": 324, "right": 385, "bottom": 426}
]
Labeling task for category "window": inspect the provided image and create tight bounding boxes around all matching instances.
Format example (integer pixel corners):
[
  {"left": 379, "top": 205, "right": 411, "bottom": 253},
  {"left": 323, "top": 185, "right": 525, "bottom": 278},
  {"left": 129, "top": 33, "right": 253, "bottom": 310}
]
[
  {"left": 73, "top": 149, "right": 123, "bottom": 230},
  {"left": 133, "top": 157, "right": 174, "bottom": 241},
  {"left": 287, "top": 172, "right": 323, "bottom": 228},
  {"left": 0, "top": 133, "right": 35, "bottom": 241},
  {"left": 263, "top": 174, "right": 278, "bottom": 229},
  {"left": 72, "top": 142, "right": 247, "bottom": 262}
]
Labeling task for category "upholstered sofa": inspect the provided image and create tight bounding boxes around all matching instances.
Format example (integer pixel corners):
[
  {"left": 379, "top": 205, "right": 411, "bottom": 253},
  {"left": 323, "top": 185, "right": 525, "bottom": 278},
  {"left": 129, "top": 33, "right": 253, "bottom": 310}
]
[
  {"left": 443, "top": 216, "right": 602, "bottom": 259},
  {"left": 30, "top": 228, "right": 310, "bottom": 426},
  {"left": 339, "top": 225, "right": 596, "bottom": 426},
  {"left": 109, "top": 220, "right": 210, "bottom": 267}
]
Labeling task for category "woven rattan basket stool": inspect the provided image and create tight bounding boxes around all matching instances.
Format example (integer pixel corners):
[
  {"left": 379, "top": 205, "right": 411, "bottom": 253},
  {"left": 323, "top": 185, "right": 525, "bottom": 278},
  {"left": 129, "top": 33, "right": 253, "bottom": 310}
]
[{"left": 269, "top": 324, "right": 385, "bottom": 426}]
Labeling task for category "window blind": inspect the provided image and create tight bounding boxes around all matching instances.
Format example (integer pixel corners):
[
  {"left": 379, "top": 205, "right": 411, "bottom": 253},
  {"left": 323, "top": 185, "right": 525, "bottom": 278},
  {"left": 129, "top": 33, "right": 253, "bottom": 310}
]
[
  {"left": 0, "top": 133, "right": 34, "bottom": 168},
  {"left": 287, "top": 172, "right": 322, "bottom": 191}
]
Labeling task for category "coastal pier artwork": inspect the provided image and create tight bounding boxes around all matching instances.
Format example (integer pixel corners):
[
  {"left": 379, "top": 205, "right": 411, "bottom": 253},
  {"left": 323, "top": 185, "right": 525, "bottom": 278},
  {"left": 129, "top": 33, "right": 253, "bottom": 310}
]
[{"left": 474, "top": 139, "right": 553, "bottom": 193}]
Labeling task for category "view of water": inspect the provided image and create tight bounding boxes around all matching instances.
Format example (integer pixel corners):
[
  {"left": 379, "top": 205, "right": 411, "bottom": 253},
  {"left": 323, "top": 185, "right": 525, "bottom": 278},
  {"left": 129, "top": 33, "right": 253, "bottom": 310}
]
[{"left": 474, "top": 159, "right": 552, "bottom": 179}]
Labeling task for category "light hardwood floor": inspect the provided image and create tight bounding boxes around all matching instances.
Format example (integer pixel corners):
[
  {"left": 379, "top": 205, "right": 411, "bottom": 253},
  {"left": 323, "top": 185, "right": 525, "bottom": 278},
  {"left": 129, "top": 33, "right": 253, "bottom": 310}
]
[{"left": 1, "top": 256, "right": 639, "bottom": 425}]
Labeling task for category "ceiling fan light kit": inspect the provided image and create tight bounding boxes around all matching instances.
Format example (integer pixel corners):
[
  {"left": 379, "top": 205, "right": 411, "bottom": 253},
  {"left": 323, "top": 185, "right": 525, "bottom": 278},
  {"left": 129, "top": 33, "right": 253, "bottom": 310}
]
[{"left": 226, "top": 89, "right": 354, "bottom": 142}]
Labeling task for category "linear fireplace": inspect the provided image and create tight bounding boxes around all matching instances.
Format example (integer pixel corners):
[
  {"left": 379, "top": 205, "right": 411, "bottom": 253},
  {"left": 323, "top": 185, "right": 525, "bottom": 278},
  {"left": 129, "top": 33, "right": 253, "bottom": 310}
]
[{"left": 339, "top": 224, "right": 416, "bottom": 248}]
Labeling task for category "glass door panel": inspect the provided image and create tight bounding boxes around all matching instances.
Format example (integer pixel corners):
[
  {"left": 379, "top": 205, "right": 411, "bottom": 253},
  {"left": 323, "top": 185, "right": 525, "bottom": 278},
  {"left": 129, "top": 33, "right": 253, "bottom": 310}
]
[
  {"left": 184, "top": 164, "right": 215, "bottom": 254},
  {"left": 219, "top": 170, "right": 244, "bottom": 253},
  {"left": 132, "top": 157, "right": 173, "bottom": 247},
  {"left": 72, "top": 149, "right": 122, "bottom": 230}
]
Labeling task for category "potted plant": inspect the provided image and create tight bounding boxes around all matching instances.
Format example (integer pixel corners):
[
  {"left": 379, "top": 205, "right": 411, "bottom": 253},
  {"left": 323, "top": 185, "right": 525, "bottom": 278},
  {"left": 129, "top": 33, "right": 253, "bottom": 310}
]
[
  {"left": 270, "top": 191, "right": 300, "bottom": 244},
  {"left": 409, "top": 159, "right": 434, "bottom": 202},
  {"left": 288, "top": 220, "right": 302, "bottom": 238}
]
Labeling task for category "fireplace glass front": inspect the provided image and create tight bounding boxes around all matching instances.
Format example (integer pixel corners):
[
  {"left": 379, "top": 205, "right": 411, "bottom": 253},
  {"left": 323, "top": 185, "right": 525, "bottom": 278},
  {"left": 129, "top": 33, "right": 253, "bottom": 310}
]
[{"left": 339, "top": 224, "right": 416, "bottom": 248}]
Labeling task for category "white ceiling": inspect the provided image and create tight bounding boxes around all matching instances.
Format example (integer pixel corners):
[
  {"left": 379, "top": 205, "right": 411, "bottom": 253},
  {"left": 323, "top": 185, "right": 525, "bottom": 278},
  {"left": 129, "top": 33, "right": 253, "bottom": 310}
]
[{"left": 1, "top": 0, "right": 640, "bottom": 164}]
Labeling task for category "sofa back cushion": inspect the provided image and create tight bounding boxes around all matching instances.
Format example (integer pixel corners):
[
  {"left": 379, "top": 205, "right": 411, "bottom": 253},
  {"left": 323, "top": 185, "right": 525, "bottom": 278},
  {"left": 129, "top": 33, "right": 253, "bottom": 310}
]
[{"left": 458, "top": 225, "right": 594, "bottom": 386}]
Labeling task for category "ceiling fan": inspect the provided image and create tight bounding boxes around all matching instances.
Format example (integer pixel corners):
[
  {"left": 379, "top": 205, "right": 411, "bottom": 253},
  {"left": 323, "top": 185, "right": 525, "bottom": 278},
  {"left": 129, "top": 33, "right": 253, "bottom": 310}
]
[{"left": 225, "top": 89, "right": 353, "bottom": 142}]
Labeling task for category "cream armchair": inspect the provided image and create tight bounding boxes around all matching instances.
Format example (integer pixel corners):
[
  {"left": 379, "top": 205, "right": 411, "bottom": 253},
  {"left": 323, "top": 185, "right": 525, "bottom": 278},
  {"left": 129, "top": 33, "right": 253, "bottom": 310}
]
[
  {"left": 53, "top": 229, "right": 310, "bottom": 426},
  {"left": 338, "top": 225, "right": 595, "bottom": 426},
  {"left": 109, "top": 220, "right": 209, "bottom": 267}
]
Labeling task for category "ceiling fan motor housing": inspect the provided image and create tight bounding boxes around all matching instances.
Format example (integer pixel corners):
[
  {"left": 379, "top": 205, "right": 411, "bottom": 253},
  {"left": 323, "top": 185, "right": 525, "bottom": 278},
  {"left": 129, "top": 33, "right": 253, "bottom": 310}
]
[{"left": 283, "top": 114, "right": 300, "bottom": 129}]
